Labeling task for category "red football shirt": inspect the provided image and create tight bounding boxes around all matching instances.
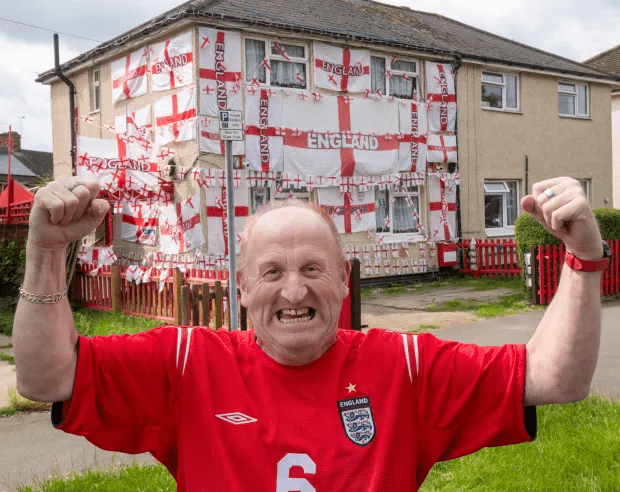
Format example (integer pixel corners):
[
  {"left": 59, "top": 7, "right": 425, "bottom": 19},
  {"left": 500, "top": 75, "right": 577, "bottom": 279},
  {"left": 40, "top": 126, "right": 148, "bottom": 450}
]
[{"left": 53, "top": 328, "right": 536, "bottom": 491}]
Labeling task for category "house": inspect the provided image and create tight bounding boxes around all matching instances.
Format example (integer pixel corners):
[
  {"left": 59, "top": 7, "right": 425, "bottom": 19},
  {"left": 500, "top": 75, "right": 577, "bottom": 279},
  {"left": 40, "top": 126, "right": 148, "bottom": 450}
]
[
  {"left": 35, "top": 0, "right": 618, "bottom": 278},
  {"left": 584, "top": 45, "right": 620, "bottom": 209},
  {"left": 0, "top": 132, "right": 53, "bottom": 192}
]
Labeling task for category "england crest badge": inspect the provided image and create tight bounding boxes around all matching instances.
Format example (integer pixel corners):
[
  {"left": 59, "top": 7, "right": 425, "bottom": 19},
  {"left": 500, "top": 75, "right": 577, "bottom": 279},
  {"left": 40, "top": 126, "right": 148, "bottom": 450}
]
[{"left": 338, "top": 396, "right": 375, "bottom": 446}]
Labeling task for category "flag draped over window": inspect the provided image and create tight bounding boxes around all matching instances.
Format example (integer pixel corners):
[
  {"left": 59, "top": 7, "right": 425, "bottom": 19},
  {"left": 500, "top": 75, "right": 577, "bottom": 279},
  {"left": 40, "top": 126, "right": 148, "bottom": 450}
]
[
  {"left": 111, "top": 48, "right": 148, "bottom": 104},
  {"left": 158, "top": 192, "right": 205, "bottom": 254},
  {"left": 245, "top": 88, "right": 284, "bottom": 172},
  {"left": 317, "top": 187, "right": 377, "bottom": 234},
  {"left": 398, "top": 98, "right": 428, "bottom": 173},
  {"left": 204, "top": 179, "right": 249, "bottom": 256},
  {"left": 313, "top": 42, "right": 371, "bottom": 93},
  {"left": 428, "top": 174, "right": 457, "bottom": 241},
  {"left": 121, "top": 202, "right": 159, "bottom": 245},
  {"left": 150, "top": 32, "right": 194, "bottom": 91},
  {"left": 154, "top": 88, "right": 197, "bottom": 145}
]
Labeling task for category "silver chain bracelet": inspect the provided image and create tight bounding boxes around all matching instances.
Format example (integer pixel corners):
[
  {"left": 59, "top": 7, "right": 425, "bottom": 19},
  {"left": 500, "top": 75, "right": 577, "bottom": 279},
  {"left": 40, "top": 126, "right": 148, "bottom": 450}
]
[{"left": 18, "top": 286, "right": 68, "bottom": 304}]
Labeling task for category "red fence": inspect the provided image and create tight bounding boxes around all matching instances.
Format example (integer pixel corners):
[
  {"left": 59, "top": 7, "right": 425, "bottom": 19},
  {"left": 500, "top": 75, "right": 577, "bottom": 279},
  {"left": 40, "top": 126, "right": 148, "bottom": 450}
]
[
  {"left": 460, "top": 239, "right": 521, "bottom": 278},
  {"left": 535, "top": 240, "right": 620, "bottom": 305}
]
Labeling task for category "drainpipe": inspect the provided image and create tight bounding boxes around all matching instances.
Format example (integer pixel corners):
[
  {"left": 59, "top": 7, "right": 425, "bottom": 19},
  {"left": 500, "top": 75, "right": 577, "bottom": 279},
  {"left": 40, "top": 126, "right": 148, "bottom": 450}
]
[
  {"left": 54, "top": 33, "right": 76, "bottom": 171},
  {"left": 525, "top": 155, "right": 529, "bottom": 194}
]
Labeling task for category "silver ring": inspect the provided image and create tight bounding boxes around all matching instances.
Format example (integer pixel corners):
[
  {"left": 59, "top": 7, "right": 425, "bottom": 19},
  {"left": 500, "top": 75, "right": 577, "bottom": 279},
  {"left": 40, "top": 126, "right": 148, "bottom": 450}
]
[
  {"left": 543, "top": 188, "right": 555, "bottom": 199},
  {"left": 68, "top": 182, "right": 86, "bottom": 193}
]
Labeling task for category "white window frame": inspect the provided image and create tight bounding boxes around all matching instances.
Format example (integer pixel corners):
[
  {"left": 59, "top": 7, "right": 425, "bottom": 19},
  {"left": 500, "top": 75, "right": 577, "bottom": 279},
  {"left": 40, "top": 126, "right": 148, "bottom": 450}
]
[
  {"left": 578, "top": 179, "right": 590, "bottom": 201},
  {"left": 481, "top": 71, "right": 519, "bottom": 111},
  {"left": 558, "top": 81, "right": 589, "bottom": 117},
  {"left": 250, "top": 183, "right": 311, "bottom": 213},
  {"left": 484, "top": 180, "right": 520, "bottom": 237},
  {"left": 244, "top": 37, "right": 308, "bottom": 91},
  {"left": 370, "top": 54, "right": 419, "bottom": 100},
  {"left": 376, "top": 184, "right": 423, "bottom": 241},
  {"left": 90, "top": 67, "right": 100, "bottom": 113}
]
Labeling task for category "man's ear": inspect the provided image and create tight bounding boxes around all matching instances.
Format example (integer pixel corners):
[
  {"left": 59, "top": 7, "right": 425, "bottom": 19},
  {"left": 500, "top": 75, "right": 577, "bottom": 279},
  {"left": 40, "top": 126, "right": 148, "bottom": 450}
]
[
  {"left": 341, "top": 259, "right": 351, "bottom": 298},
  {"left": 236, "top": 270, "right": 248, "bottom": 307}
]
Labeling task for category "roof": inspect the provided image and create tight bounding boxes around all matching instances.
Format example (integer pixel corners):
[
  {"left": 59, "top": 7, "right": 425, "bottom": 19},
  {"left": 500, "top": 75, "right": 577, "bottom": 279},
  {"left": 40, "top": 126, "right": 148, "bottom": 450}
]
[
  {"left": 36, "top": 0, "right": 619, "bottom": 84},
  {"left": 0, "top": 181, "right": 34, "bottom": 207},
  {"left": 584, "top": 44, "right": 620, "bottom": 77},
  {"left": 0, "top": 150, "right": 37, "bottom": 178},
  {"left": 11, "top": 149, "right": 54, "bottom": 178}
]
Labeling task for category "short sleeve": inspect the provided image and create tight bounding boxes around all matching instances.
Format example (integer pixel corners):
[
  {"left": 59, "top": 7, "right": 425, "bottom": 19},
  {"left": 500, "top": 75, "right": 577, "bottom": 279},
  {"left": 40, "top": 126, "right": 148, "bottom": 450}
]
[
  {"left": 414, "top": 333, "right": 536, "bottom": 464},
  {"left": 51, "top": 327, "right": 181, "bottom": 461}
]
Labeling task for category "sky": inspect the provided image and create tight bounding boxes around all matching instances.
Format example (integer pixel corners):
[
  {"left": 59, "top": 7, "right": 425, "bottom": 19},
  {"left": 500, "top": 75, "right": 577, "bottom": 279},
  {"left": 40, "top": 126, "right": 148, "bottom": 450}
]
[{"left": 1, "top": 0, "right": 619, "bottom": 153}]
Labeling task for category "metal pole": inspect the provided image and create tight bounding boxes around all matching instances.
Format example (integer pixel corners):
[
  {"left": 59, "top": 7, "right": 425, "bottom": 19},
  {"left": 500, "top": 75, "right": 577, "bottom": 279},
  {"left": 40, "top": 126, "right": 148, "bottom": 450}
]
[
  {"left": 225, "top": 139, "right": 238, "bottom": 330},
  {"left": 7, "top": 126, "right": 12, "bottom": 224}
]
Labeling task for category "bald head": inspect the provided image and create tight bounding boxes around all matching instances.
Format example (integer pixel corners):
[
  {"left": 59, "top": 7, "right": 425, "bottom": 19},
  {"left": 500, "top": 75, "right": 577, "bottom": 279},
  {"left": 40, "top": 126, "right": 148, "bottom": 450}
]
[{"left": 238, "top": 199, "right": 346, "bottom": 278}]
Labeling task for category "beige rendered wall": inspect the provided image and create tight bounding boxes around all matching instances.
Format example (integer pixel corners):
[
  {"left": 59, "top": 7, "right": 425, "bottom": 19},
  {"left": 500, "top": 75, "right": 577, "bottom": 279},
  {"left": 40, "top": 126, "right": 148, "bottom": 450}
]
[
  {"left": 612, "top": 94, "right": 620, "bottom": 209},
  {"left": 457, "top": 64, "right": 613, "bottom": 238}
]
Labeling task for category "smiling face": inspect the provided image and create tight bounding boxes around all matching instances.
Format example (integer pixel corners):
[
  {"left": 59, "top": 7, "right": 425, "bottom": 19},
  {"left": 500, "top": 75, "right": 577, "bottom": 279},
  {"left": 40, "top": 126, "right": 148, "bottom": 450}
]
[{"left": 237, "top": 206, "right": 350, "bottom": 366}]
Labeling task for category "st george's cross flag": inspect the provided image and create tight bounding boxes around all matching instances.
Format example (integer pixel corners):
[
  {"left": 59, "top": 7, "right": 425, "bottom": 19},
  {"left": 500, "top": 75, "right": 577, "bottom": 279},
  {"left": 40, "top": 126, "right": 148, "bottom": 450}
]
[
  {"left": 313, "top": 42, "right": 371, "bottom": 93},
  {"left": 317, "top": 187, "right": 376, "bottom": 234},
  {"left": 428, "top": 100, "right": 457, "bottom": 133},
  {"left": 111, "top": 48, "right": 148, "bottom": 104},
  {"left": 199, "top": 27, "right": 243, "bottom": 116},
  {"left": 154, "top": 88, "right": 197, "bottom": 146},
  {"left": 426, "top": 62, "right": 456, "bottom": 133},
  {"left": 199, "top": 116, "right": 244, "bottom": 156},
  {"left": 150, "top": 31, "right": 194, "bottom": 91},
  {"left": 114, "top": 106, "right": 152, "bottom": 151},
  {"left": 245, "top": 87, "right": 284, "bottom": 172},
  {"left": 121, "top": 202, "right": 158, "bottom": 245},
  {"left": 398, "top": 98, "right": 428, "bottom": 173},
  {"left": 427, "top": 133, "right": 457, "bottom": 164},
  {"left": 282, "top": 92, "right": 399, "bottom": 177},
  {"left": 204, "top": 179, "right": 249, "bottom": 256},
  {"left": 159, "top": 192, "right": 205, "bottom": 254},
  {"left": 428, "top": 174, "right": 457, "bottom": 241}
]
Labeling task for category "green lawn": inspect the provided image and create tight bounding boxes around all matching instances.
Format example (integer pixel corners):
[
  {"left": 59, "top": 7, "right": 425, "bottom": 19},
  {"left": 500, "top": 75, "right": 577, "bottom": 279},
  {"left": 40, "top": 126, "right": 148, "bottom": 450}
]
[{"left": 18, "top": 394, "right": 620, "bottom": 492}]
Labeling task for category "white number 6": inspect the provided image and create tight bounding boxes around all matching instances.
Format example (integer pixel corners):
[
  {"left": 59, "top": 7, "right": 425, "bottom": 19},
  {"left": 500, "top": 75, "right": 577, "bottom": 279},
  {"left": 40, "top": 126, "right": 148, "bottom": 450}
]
[{"left": 276, "top": 453, "right": 316, "bottom": 492}]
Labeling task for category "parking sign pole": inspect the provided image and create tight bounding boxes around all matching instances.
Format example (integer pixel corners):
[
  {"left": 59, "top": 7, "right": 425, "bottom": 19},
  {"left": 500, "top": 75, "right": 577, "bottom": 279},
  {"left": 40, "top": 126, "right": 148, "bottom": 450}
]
[{"left": 225, "top": 139, "right": 238, "bottom": 330}]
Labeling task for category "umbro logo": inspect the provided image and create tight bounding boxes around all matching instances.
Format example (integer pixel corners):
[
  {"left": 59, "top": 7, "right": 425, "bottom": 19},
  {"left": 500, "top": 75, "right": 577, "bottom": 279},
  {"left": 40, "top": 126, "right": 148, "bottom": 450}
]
[{"left": 215, "top": 412, "right": 258, "bottom": 425}]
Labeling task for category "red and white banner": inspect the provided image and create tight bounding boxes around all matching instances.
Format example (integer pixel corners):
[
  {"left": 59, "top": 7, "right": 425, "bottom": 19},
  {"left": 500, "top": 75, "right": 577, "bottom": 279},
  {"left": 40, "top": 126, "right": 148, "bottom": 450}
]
[
  {"left": 150, "top": 31, "right": 194, "bottom": 91},
  {"left": 428, "top": 101, "right": 456, "bottom": 133},
  {"left": 426, "top": 62, "right": 456, "bottom": 103},
  {"left": 199, "top": 116, "right": 244, "bottom": 156},
  {"left": 427, "top": 133, "right": 457, "bottom": 164},
  {"left": 114, "top": 106, "right": 152, "bottom": 150},
  {"left": 76, "top": 136, "right": 160, "bottom": 202},
  {"left": 313, "top": 42, "right": 370, "bottom": 93},
  {"left": 245, "top": 88, "right": 284, "bottom": 172},
  {"left": 121, "top": 202, "right": 159, "bottom": 245},
  {"left": 282, "top": 92, "right": 399, "bottom": 177},
  {"left": 428, "top": 174, "right": 457, "bottom": 241},
  {"left": 78, "top": 245, "right": 117, "bottom": 267},
  {"left": 159, "top": 192, "right": 205, "bottom": 254},
  {"left": 111, "top": 48, "right": 148, "bottom": 104},
  {"left": 398, "top": 99, "right": 428, "bottom": 173},
  {"left": 205, "top": 180, "right": 249, "bottom": 256},
  {"left": 199, "top": 27, "right": 242, "bottom": 115},
  {"left": 317, "top": 187, "right": 376, "bottom": 234},
  {"left": 154, "top": 88, "right": 197, "bottom": 145}
]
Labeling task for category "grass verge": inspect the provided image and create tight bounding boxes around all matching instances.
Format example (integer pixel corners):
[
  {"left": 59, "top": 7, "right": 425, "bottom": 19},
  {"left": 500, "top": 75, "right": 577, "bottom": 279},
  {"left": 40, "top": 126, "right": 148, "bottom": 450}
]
[
  {"left": 424, "top": 291, "right": 543, "bottom": 319},
  {"left": 0, "top": 352, "right": 14, "bottom": 365},
  {"left": 72, "top": 308, "right": 167, "bottom": 337},
  {"left": 0, "top": 387, "right": 50, "bottom": 417},
  {"left": 16, "top": 394, "right": 620, "bottom": 491}
]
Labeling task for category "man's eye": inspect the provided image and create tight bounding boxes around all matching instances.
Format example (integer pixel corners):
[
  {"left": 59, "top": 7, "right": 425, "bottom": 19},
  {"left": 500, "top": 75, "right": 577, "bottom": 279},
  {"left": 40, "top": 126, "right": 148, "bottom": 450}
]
[{"left": 265, "top": 268, "right": 279, "bottom": 276}]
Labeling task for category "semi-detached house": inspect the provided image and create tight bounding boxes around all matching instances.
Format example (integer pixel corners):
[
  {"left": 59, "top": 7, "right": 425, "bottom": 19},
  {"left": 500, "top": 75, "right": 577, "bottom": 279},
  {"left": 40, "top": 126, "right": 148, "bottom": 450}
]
[{"left": 36, "top": 0, "right": 619, "bottom": 279}]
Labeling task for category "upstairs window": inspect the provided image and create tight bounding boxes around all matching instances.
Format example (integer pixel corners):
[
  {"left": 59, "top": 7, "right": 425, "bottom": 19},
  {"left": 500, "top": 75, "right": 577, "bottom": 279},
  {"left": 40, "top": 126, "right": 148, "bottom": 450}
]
[
  {"left": 484, "top": 180, "right": 519, "bottom": 235},
  {"left": 558, "top": 82, "right": 588, "bottom": 117},
  {"left": 371, "top": 56, "right": 418, "bottom": 99},
  {"left": 481, "top": 72, "right": 518, "bottom": 110},
  {"left": 245, "top": 39, "right": 307, "bottom": 89},
  {"left": 376, "top": 184, "right": 420, "bottom": 235},
  {"left": 250, "top": 183, "right": 310, "bottom": 213},
  {"left": 90, "top": 67, "right": 101, "bottom": 112}
]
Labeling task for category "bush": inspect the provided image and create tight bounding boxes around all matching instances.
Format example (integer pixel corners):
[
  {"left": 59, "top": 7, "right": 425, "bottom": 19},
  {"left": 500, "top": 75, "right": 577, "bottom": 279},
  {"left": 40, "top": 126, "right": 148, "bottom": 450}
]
[
  {"left": 593, "top": 207, "right": 620, "bottom": 240},
  {"left": 0, "top": 304, "right": 14, "bottom": 336},
  {"left": 0, "top": 238, "right": 26, "bottom": 301}
]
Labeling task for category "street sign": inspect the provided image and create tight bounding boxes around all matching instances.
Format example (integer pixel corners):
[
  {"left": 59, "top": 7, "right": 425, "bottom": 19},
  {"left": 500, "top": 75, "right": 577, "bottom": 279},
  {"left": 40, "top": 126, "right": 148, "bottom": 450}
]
[{"left": 219, "top": 110, "right": 243, "bottom": 141}]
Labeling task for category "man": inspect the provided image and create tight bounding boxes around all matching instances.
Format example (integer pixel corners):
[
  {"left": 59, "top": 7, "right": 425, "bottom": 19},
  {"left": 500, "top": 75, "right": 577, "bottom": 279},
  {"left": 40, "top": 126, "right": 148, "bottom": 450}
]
[{"left": 13, "top": 176, "right": 604, "bottom": 491}]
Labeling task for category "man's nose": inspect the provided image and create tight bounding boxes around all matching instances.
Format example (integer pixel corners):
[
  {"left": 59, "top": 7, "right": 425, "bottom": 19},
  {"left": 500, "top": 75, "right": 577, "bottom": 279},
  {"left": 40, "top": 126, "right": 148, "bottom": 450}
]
[{"left": 280, "top": 272, "right": 308, "bottom": 304}]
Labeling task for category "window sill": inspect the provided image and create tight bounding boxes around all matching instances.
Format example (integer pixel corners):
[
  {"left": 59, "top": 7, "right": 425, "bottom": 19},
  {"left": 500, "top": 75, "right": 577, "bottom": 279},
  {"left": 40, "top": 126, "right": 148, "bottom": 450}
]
[
  {"left": 88, "top": 109, "right": 100, "bottom": 116},
  {"left": 558, "top": 114, "right": 591, "bottom": 121},
  {"left": 377, "top": 232, "right": 425, "bottom": 243},
  {"left": 481, "top": 107, "right": 522, "bottom": 114},
  {"left": 485, "top": 228, "right": 515, "bottom": 237}
]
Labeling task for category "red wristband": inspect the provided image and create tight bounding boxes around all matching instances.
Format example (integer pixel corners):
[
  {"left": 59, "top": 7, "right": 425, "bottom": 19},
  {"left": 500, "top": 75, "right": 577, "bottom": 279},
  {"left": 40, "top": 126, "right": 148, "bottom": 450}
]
[{"left": 564, "top": 252, "right": 610, "bottom": 272}]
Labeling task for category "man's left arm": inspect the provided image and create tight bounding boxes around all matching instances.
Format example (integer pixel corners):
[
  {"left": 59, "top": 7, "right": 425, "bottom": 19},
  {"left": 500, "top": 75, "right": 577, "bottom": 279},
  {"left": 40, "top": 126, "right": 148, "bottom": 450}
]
[{"left": 521, "top": 177, "right": 604, "bottom": 406}]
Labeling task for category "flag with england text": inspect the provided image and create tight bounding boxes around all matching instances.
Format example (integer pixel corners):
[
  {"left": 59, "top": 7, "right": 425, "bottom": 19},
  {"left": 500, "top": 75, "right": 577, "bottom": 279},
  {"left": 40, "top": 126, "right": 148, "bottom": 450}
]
[
  {"left": 282, "top": 92, "right": 399, "bottom": 177},
  {"left": 199, "top": 27, "right": 242, "bottom": 116},
  {"left": 121, "top": 202, "right": 159, "bottom": 246},
  {"left": 318, "top": 187, "right": 376, "bottom": 234},
  {"left": 111, "top": 48, "right": 148, "bottom": 104},
  {"left": 426, "top": 62, "right": 456, "bottom": 133},
  {"left": 154, "top": 88, "right": 197, "bottom": 146},
  {"left": 398, "top": 98, "right": 428, "bottom": 173},
  {"left": 159, "top": 192, "right": 205, "bottom": 254},
  {"left": 204, "top": 179, "right": 249, "bottom": 256},
  {"left": 150, "top": 31, "right": 194, "bottom": 91},
  {"left": 313, "top": 42, "right": 371, "bottom": 93},
  {"left": 245, "top": 88, "right": 284, "bottom": 172},
  {"left": 428, "top": 174, "right": 457, "bottom": 241}
]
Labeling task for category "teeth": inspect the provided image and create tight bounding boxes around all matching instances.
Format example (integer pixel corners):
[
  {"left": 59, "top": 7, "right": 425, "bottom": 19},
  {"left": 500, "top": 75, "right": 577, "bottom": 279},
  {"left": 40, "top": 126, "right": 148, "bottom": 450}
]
[
  {"left": 277, "top": 308, "right": 314, "bottom": 323},
  {"left": 281, "top": 308, "right": 310, "bottom": 316},
  {"left": 279, "top": 315, "right": 312, "bottom": 324}
]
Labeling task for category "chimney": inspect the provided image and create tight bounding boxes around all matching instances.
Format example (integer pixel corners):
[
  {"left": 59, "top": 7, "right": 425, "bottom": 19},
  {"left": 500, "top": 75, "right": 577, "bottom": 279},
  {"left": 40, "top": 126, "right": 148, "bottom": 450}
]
[{"left": 0, "top": 132, "right": 22, "bottom": 152}]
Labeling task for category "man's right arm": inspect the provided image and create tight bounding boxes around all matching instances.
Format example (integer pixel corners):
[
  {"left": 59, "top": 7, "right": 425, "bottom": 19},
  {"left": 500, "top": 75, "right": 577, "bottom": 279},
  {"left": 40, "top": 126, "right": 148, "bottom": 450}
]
[{"left": 13, "top": 178, "right": 109, "bottom": 402}]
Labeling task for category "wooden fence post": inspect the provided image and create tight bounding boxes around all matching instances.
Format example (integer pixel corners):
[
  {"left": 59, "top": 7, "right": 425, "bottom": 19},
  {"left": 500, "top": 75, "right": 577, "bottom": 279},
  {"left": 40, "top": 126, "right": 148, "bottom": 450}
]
[
  {"left": 214, "top": 280, "right": 223, "bottom": 328},
  {"left": 111, "top": 264, "right": 121, "bottom": 313},
  {"left": 173, "top": 268, "right": 184, "bottom": 325},
  {"left": 191, "top": 284, "right": 200, "bottom": 326},
  {"left": 181, "top": 285, "right": 190, "bottom": 326},
  {"left": 201, "top": 283, "right": 210, "bottom": 327},
  {"left": 350, "top": 258, "right": 362, "bottom": 331}
]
